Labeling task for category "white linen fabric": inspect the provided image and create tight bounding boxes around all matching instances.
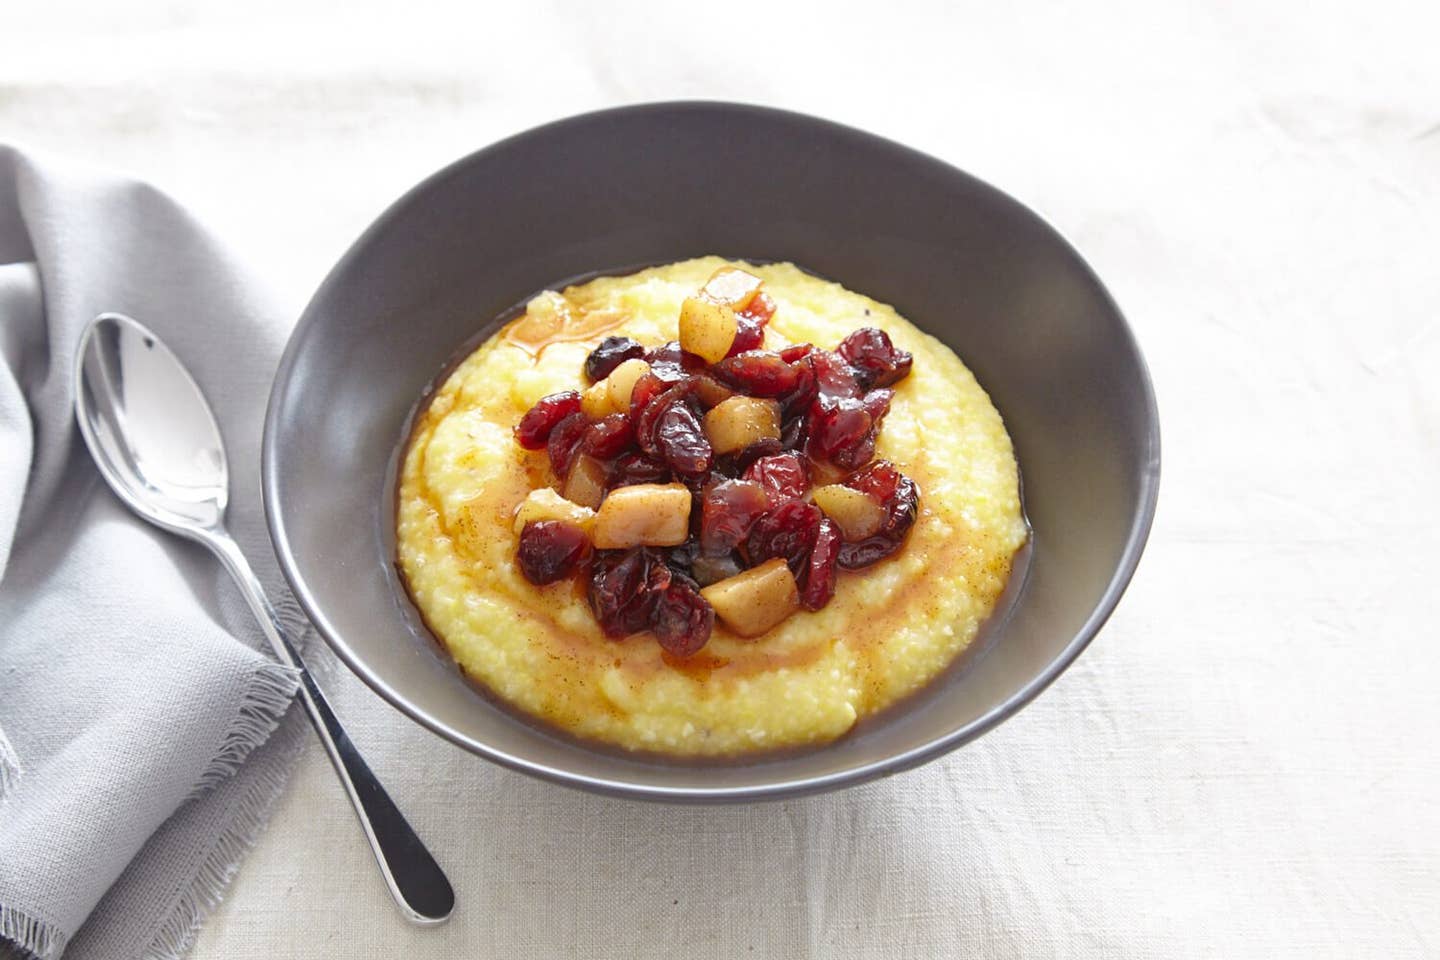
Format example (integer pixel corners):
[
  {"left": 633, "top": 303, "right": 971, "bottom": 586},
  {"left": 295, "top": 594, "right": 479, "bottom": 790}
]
[
  {"left": 3, "top": 0, "right": 1439, "bottom": 957},
  {"left": 0, "top": 148, "right": 306, "bottom": 960}
]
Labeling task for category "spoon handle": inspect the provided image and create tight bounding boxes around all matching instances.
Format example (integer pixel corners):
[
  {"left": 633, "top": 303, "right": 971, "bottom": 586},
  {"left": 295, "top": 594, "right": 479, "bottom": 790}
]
[{"left": 209, "top": 533, "right": 455, "bottom": 925}]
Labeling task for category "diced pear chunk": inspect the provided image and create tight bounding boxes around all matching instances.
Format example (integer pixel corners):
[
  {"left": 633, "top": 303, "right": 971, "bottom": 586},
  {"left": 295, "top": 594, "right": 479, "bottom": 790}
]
[
  {"left": 581, "top": 380, "right": 618, "bottom": 419},
  {"left": 592, "top": 483, "right": 692, "bottom": 548},
  {"left": 605, "top": 358, "right": 651, "bottom": 411},
  {"left": 562, "top": 454, "right": 608, "bottom": 509},
  {"left": 811, "top": 484, "right": 884, "bottom": 540},
  {"left": 702, "top": 267, "right": 764, "bottom": 310},
  {"left": 512, "top": 488, "right": 596, "bottom": 536},
  {"left": 700, "top": 558, "right": 800, "bottom": 637},
  {"left": 679, "top": 296, "right": 738, "bottom": 364},
  {"left": 703, "top": 396, "right": 781, "bottom": 454}
]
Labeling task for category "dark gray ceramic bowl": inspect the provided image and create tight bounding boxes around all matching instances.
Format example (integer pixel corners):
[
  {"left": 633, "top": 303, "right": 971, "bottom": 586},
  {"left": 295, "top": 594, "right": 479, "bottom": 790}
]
[{"left": 263, "top": 102, "right": 1159, "bottom": 802}]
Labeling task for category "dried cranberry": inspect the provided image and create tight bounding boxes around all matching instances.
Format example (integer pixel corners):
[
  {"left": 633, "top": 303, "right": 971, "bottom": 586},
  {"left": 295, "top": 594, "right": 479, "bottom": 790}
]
[
  {"left": 780, "top": 414, "right": 807, "bottom": 451},
  {"left": 837, "top": 461, "right": 920, "bottom": 569},
  {"left": 808, "top": 397, "right": 874, "bottom": 467},
  {"left": 700, "top": 479, "right": 771, "bottom": 555},
  {"left": 738, "top": 290, "right": 776, "bottom": 325},
  {"left": 581, "top": 413, "right": 635, "bottom": 460},
  {"left": 743, "top": 452, "right": 808, "bottom": 505},
  {"left": 634, "top": 381, "right": 694, "bottom": 455},
  {"left": 588, "top": 548, "right": 668, "bottom": 637},
  {"left": 690, "top": 552, "right": 743, "bottom": 586},
  {"left": 629, "top": 371, "right": 669, "bottom": 420},
  {"left": 654, "top": 401, "right": 713, "bottom": 477},
  {"left": 799, "top": 518, "right": 840, "bottom": 610},
  {"left": 645, "top": 341, "right": 705, "bottom": 381},
  {"left": 713, "top": 351, "right": 800, "bottom": 398},
  {"left": 651, "top": 578, "right": 714, "bottom": 656},
  {"left": 837, "top": 326, "right": 912, "bottom": 389},
  {"left": 609, "top": 452, "right": 670, "bottom": 489},
  {"left": 745, "top": 500, "right": 822, "bottom": 575},
  {"left": 515, "top": 390, "right": 582, "bottom": 449},
  {"left": 779, "top": 343, "right": 814, "bottom": 363},
  {"left": 725, "top": 315, "right": 765, "bottom": 357},
  {"left": 779, "top": 355, "right": 818, "bottom": 419},
  {"left": 546, "top": 411, "right": 591, "bottom": 479},
  {"left": 664, "top": 539, "right": 700, "bottom": 575},
  {"left": 844, "top": 458, "right": 903, "bottom": 501},
  {"left": 584, "top": 336, "right": 646, "bottom": 382},
  {"left": 733, "top": 438, "right": 785, "bottom": 473},
  {"left": 516, "top": 520, "right": 592, "bottom": 585},
  {"left": 809, "top": 349, "right": 861, "bottom": 400},
  {"left": 860, "top": 387, "right": 894, "bottom": 422},
  {"left": 691, "top": 373, "right": 735, "bottom": 409}
]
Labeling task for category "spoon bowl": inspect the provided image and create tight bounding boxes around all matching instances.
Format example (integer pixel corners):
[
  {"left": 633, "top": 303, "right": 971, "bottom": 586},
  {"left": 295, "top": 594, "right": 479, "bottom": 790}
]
[{"left": 75, "top": 313, "right": 228, "bottom": 536}]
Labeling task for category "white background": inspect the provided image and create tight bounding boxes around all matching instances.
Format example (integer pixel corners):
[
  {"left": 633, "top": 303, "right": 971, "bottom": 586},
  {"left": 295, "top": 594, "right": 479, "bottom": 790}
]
[{"left": 5, "top": 1, "right": 1439, "bottom": 956}]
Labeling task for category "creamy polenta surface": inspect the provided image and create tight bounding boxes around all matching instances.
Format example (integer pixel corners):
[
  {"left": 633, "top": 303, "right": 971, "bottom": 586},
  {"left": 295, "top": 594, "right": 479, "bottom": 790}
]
[{"left": 396, "top": 257, "right": 1027, "bottom": 756}]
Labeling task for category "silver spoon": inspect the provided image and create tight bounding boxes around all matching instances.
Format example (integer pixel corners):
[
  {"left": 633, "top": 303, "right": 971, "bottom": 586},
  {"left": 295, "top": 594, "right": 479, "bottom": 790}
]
[{"left": 73, "top": 312, "right": 454, "bottom": 925}]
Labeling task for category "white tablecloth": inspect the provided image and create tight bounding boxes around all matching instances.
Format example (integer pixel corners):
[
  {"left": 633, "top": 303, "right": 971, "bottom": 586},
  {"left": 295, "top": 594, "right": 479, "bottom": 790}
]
[{"left": 5, "top": 1, "right": 1437, "bottom": 956}]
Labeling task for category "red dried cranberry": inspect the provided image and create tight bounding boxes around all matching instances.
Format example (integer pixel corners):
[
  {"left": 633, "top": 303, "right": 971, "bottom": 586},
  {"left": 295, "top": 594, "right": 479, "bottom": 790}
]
[
  {"left": 690, "top": 552, "right": 743, "bottom": 586},
  {"left": 738, "top": 290, "right": 776, "bottom": 325},
  {"left": 844, "top": 459, "right": 903, "bottom": 501},
  {"left": 581, "top": 413, "right": 635, "bottom": 460},
  {"left": 692, "top": 373, "right": 735, "bottom": 408},
  {"left": 609, "top": 452, "right": 670, "bottom": 489},
  {"left": 634, "top": 381, "right": 694, "bottom": 455},
  {"left": 645, "top": 341, "right": 705, "bottom": 380},
  {"left": 515, "top": 390, "right": 582, "bottom": 449},
  {"left": 584, "top": 336, "right": 646, "bottom": 382},
  {"left": 725, "top": 315, "right": 765, "bottom": 357},
  {"left": 780, "top": 414, "right": 807, "bottom": 451},
  {"left": 745, "top": 500, "right": 822, "bottom": 575},
  {"left": 779, "top": 343, "right": 813, "bottom": 363},
  {"left": 837, "top": 461, "right": 920, "bottom": 569},
  {"left": 743, "top": 452, "right": 809, "bottom": 505},
  {"left": 629, "top": 371, "right": 669, "bottom": 420},
  {"left": 654, "top": 401, "right": 713, "bottom": 477},
  {"left": 651, "top": 578, "right": 714, "bottom": 656},
  {"left": 700, "top": 479, "right": 771, "bottom": 555},
  {"left": 808, "top": 397, "right": 874, "bottom": 466},
  {"left": 713, "top": 351, "right": 800, "bottom": 398},
  {"left": 809, "top": 349, "right": 862, "bottom": 399},
  {"left": 517, "top": 520, "right": 592, "bottom": 585},
  {"left": 546, "top": 411, "right": 591, "bottom": 478},
  {"left": 799, "top": 518, "right": 840, "bottom": 610},
  {"left": 779, "top": 355, "right": 818, "bottom": 419},
  {"left": 837, "top": 327, "right": 913, "bottom": 389},
  {"left": 588, "top": 548, "right": 669, "bottom": 637},
  {"left": 733, "top": 437, "right": 785, "bottom": 473},
  {"left": 860, "top": 387, "right": 894, "bottom": 422}
]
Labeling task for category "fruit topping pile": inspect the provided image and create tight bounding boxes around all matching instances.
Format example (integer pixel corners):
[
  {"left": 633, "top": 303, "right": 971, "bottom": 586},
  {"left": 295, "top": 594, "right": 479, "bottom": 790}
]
[{"left": 511, "top": 267, "right": 919, "bottom": 656}]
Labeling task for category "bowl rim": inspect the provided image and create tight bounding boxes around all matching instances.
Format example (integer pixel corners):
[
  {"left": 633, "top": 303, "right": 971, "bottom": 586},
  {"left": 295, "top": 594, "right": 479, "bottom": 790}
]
[{"left": 262, "top": 100, "right": 1162, "bottom": 803}]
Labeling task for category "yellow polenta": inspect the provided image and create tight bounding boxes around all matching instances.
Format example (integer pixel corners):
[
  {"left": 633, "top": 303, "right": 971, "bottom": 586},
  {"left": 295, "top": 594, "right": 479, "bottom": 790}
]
[{"left": 396, "top": 257, "right": 1027, "bottom": 756}]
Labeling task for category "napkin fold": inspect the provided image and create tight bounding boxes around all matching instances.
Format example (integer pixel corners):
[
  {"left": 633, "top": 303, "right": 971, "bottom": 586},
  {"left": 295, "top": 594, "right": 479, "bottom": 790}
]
[{"left": 0, "top": 145, "right": 308, "bottom": 960}]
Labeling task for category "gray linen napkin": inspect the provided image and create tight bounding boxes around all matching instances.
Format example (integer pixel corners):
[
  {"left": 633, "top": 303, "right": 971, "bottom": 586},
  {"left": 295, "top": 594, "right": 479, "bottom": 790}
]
[{"left": 0, "top": 145, "right": 309, "bottom": 959}]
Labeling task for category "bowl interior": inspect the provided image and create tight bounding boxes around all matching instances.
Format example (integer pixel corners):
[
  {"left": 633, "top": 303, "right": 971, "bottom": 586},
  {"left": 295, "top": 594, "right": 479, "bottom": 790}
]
[{"left": 263, "top": 102, "right": 1159, "bottom": 801}]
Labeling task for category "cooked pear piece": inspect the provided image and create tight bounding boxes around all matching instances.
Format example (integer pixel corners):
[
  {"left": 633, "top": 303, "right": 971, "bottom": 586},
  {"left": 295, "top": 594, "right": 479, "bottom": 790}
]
[
  {"left": 810, "top": 484, "right": 884, "bottom": 540},
  {"left": 512, "top": 488, "right": 597, "bottom": 536},
  {"left": 592, "top": 483, "right": 692, "bottom": 548},
  {"left": 702, "top": 396, "right": 781, "bottom": 455},
  {"left": 562, "top": 454, "right": 609, "bottom": 509},
  {"left": 581, "top": 380, "right": 618, "bottom": 419},
  {"left": 678, "top": 296, "right": 738, "bottom": 364},
  {"left": 700, "top": 558, "right": 800, "bottom": 637},
  {"left": 701, "top": 266, "right": 764, "bottom": 310},
  {"left": 606, "top": 358, "right": 651, "bottom": 410}
]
